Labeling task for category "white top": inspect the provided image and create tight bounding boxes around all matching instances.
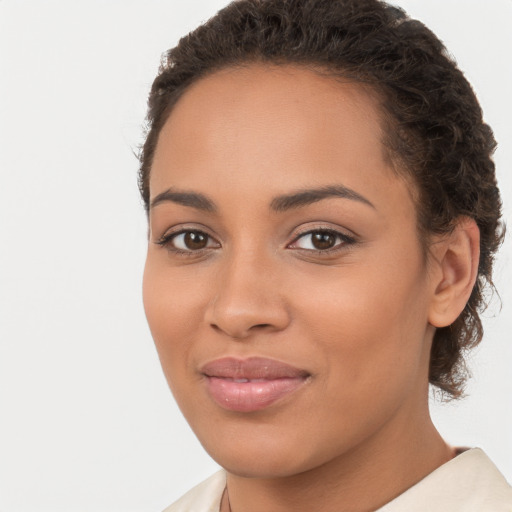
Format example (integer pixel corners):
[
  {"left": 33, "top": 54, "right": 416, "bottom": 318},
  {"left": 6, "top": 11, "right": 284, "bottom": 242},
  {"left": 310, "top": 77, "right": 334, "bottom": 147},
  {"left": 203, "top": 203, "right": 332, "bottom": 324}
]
[{"left": 163, "top": 448, "right": 512, "bottom": 512}]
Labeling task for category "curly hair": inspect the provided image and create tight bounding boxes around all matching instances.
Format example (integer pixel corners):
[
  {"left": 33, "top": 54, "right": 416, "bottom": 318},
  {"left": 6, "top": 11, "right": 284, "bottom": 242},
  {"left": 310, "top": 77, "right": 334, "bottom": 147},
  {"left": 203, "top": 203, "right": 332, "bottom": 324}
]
[{"left": 138, "top": 0, "right": 503, "bottom": 398}]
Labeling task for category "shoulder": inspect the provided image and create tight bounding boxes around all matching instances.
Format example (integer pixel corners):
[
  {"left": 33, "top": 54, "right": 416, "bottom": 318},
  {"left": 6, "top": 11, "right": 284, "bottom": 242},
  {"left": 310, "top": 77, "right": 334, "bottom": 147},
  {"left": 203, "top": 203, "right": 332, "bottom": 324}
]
[
  {"left": 378, "top": 448, "right": 512, "bottom": 512},
  {"left": 162, "top": 470, "right": 226, "bottom": 512}
]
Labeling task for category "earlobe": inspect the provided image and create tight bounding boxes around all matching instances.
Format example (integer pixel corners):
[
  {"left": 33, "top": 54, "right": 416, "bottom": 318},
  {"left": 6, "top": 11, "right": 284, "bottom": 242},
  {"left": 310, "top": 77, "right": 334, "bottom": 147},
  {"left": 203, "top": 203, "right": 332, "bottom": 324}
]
[{"left": 428, "top": 218, "right": 480, "bottom": 328}]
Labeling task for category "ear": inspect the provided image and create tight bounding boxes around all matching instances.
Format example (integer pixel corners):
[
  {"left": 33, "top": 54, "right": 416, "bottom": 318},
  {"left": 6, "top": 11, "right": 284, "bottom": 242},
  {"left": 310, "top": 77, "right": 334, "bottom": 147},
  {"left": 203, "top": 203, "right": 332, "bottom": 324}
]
[{"left": 428, "top": 217, "right": 480, "bottom": 328}]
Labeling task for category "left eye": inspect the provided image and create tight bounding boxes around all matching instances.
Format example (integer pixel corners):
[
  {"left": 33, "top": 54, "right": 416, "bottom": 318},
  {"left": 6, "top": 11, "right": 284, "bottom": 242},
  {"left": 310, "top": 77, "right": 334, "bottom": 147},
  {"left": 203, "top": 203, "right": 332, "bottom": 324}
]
[
  {"left": 289, "top": 230, "right": 352, "bottom": 251},
  {"left": 159, "top": 230, "right": 220, "bottom": 252}
]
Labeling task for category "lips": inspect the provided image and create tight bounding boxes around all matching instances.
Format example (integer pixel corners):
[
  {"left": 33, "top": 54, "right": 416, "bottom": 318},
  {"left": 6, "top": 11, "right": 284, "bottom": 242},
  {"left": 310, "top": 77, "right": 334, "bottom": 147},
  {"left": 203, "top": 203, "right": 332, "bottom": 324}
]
[{"left": 200, "top": 357, "right": 310, "bottom": 412}]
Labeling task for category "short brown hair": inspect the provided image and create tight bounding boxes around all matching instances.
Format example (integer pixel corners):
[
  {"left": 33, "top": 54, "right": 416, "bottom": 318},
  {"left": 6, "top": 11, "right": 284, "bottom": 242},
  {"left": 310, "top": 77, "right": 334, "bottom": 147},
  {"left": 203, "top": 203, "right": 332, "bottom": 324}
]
[{"left": 138, "top": 0, "right": 503, "bottom": 398}]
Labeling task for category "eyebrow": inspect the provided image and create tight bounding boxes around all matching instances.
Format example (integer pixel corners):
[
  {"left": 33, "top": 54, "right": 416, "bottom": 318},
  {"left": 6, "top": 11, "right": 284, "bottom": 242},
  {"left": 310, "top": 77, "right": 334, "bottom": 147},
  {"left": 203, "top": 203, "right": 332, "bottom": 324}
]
[
  {"left": 150, "top": 189, "right": 217, "bottom": 213},
  {"left": 150, "top": 184, "right": 375, "bottom": 213},
  {"left": 270, "top": 185, "right": 375, "bottom": 212}
]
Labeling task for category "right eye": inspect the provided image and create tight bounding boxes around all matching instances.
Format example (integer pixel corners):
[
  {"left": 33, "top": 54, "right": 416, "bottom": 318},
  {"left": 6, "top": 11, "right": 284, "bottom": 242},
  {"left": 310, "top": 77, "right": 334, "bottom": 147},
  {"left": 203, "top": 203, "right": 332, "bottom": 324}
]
[{"left": 156, "top": 230, "right": 220, "bottom": 253}]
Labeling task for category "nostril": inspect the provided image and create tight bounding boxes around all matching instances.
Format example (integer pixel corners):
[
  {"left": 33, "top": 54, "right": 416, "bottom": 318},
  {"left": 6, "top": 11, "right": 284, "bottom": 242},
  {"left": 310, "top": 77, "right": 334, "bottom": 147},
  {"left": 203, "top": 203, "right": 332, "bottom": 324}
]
[
  {"left": 205, "top": 297, "right": 291, "bottom": 338},
  {"left": 208, "top": 322, "right": 273, "bottom": 339}
]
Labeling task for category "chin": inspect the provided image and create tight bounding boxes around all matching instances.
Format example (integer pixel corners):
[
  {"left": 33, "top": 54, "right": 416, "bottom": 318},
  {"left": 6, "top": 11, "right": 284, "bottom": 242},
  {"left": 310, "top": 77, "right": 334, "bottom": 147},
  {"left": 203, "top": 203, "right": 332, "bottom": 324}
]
[
  {"left": 194, "top": 417, "right": 347, "bottom": 480},
  {"left": 192, "top": 421, "right": 301, "bottom": 476},
  {"left": 210, "top": 445, "right": 316, "bottom": 479}
]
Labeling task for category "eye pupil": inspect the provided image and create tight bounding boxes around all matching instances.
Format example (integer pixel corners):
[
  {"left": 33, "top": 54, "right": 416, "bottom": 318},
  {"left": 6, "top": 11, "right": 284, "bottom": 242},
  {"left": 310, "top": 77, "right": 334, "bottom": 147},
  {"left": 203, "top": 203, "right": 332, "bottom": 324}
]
[
  {"left": 184, "top": 231, "right": 208, "bottom": 250},
  {"left": 312, "top": 232, "right": 336, "bottom": 250}
]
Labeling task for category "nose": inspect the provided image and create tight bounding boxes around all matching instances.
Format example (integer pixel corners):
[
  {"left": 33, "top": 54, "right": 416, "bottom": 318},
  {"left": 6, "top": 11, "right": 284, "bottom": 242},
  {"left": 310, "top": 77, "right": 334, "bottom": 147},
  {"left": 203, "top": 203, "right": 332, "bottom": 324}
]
[{"left": 204, "top": 252, "right": 291, "bottom": 339}]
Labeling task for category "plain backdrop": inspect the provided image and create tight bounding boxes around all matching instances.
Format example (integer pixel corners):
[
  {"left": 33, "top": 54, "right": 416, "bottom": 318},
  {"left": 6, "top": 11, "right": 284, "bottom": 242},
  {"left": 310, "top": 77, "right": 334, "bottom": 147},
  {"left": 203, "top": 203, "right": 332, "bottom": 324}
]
[{"left": 0, "top": 1, "right": 511, "bottom": 510}]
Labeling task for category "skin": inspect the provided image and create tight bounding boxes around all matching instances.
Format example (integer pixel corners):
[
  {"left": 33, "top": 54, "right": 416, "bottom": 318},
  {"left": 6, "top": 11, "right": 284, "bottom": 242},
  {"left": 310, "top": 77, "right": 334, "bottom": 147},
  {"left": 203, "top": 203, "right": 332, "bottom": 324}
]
[{"left": 143, "top": 64, "right": 479, "bottom": 512}]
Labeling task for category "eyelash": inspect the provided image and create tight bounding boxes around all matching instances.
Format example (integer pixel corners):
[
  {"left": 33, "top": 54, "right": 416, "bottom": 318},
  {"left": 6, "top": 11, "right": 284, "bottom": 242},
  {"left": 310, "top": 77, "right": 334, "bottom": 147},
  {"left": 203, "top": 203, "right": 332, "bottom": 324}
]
[
  {"left": 289, "top": 228, "right": 356, "bottom": 254},
  {"left": 155, "top": 227, "right": 356, "bottom": 256},
  {"left": 155, "top": 229, "right": 218, "bottom": 257}
]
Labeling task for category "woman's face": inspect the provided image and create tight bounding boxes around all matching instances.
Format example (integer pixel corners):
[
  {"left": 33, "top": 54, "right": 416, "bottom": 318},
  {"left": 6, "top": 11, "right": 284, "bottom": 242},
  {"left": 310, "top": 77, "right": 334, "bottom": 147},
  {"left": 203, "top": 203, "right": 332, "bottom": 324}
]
[{"left": 143, "top": 65, "right": 439, "bottom": 477}]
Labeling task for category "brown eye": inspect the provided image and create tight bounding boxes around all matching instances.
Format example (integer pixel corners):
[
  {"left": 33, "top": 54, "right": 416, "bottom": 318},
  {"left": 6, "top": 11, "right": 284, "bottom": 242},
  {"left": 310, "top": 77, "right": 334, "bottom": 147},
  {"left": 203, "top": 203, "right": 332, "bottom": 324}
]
[
  {"left": 162, "top": 230, "right": 219, "bottom": 252},
  {"left": 311, "top": 232, "right": 336, "bottom": 250},
  {"left": 183, "top": 231, "right": 208, "bottom": 250},
  {"left": 289, "top": 229, "right": 355, "bottom": 252}
]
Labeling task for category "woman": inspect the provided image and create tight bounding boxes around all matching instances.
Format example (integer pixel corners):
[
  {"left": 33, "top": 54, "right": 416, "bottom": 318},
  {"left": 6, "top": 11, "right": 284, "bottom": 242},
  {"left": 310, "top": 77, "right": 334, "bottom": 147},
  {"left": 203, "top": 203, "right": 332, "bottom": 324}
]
[{"left": 139, "top": 0, "right": 511, "bottom": 510}]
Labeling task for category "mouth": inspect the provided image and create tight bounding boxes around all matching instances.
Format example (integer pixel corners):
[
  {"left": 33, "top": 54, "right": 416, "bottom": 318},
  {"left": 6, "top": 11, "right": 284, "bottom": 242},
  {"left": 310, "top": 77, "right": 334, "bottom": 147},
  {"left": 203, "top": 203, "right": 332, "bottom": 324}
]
[{"left": 200, "top": 357, "right": 310, "bottom": 412}]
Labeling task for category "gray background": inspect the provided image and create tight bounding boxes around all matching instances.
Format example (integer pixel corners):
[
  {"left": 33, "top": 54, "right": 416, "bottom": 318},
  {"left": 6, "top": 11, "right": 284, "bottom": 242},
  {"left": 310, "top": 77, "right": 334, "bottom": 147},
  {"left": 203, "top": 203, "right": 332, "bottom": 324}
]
[{"left": 0, "top": 1, "right": 510, "bottom": 510}]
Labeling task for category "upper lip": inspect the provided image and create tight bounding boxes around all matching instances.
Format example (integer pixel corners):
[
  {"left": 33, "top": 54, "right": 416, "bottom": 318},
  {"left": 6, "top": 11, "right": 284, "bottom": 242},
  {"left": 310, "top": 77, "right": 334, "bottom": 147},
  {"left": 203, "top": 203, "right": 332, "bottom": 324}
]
[{"left": 200, "top": 357, "right": 310, "bottom": 380}]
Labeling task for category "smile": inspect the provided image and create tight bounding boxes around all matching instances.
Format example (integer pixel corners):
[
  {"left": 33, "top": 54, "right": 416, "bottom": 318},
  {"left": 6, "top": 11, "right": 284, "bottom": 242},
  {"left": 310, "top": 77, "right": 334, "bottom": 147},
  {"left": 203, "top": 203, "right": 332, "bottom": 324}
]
[{"left": 200, "top": 357, "right": 310, "bottom": 412}]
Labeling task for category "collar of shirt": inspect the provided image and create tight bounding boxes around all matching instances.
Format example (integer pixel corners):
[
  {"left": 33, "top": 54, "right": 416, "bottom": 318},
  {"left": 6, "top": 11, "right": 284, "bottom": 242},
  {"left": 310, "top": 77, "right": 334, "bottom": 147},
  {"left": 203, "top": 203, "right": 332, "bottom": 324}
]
[{"left": 164, "top": 448, "right": 512, "bottom": 512}]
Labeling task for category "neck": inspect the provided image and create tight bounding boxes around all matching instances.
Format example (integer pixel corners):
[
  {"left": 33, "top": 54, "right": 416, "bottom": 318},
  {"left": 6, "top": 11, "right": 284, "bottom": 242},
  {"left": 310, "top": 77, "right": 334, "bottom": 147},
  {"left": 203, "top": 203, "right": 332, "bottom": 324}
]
[{"left": 222, "top": 410, "right": 453, "bottom": 512}]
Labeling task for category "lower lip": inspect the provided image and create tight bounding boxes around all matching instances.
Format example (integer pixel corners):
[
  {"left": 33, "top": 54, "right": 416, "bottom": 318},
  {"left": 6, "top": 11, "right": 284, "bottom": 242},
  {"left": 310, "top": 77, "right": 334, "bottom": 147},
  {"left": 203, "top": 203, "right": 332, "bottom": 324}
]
[{"left": 205, "top": 376, "right": 307, "bottom": 412}]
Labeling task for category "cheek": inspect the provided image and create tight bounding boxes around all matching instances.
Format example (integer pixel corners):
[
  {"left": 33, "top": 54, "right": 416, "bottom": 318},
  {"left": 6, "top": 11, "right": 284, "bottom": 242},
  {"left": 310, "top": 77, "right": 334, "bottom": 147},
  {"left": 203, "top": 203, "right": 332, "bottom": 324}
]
[
  {"left": 292, "top": 251, "right": 430, "bottom": 384},
  {"left": 284, "top": 263, "right": 430, "bottom": 452},
  {"left": 142, "top": 258, "right": 207, "bottom": 376}
]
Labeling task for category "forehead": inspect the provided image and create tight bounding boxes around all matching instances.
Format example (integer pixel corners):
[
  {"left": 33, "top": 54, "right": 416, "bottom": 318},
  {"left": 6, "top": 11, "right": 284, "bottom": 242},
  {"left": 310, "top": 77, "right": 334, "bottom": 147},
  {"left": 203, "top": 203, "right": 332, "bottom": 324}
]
[
  {"left": 158, "top": 63, "right": 384, "bottom": 156},
  {"left": 150, "top": 63, "right": 413, "bottom": 215}
]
